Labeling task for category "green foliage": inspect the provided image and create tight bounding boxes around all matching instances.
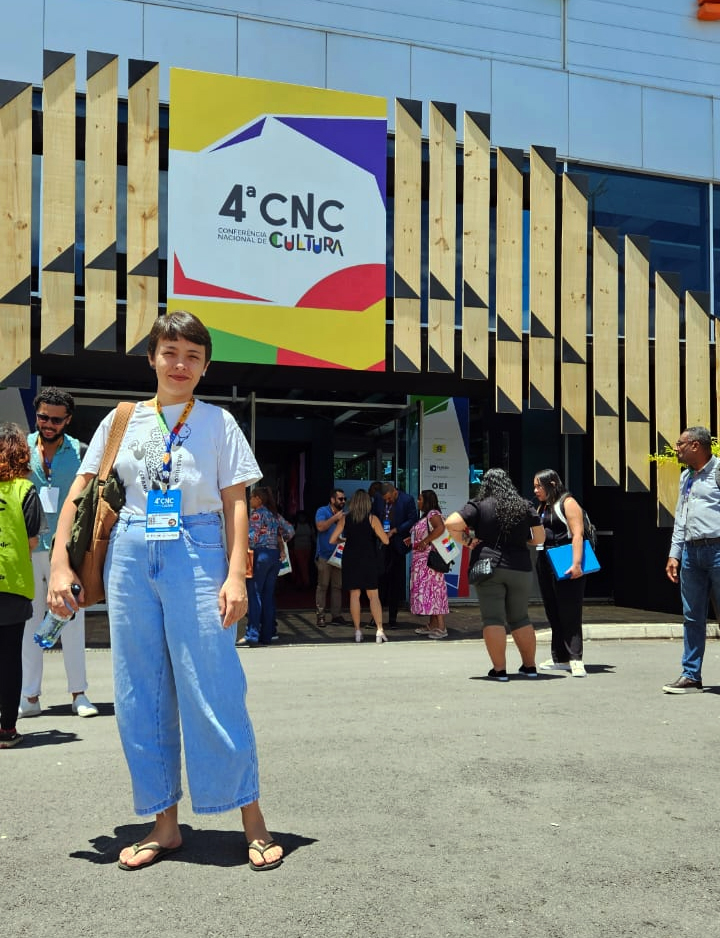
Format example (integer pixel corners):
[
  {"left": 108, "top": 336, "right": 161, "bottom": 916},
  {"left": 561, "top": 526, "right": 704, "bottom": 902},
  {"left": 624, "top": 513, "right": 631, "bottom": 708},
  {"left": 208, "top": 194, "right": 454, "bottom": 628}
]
[{"left": 649, "top": 438, "right": 720, "bottom": 466}]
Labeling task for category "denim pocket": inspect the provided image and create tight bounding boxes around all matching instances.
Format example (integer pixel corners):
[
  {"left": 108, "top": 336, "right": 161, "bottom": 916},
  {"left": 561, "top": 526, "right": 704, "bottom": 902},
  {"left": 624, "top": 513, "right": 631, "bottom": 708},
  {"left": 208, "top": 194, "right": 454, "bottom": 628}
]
[{"left": 182, "top": 519, "right": 224, "bottom": 552}]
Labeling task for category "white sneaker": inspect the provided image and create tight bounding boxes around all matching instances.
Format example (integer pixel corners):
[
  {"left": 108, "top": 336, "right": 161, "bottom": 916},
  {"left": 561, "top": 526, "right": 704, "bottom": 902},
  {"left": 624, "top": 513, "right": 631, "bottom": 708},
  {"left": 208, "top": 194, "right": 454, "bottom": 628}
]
[
  {"left": 72, "top": 694, "right": 99, "bottom": 718},
  {"left": 538, "top": 659, "right": 572, "bottom": 672},
  {"left": 570, "top": 660, "right": 587, "bottom": 678},
  {"left": 18, "top": 697, "right": 42, "bottom": 718}
]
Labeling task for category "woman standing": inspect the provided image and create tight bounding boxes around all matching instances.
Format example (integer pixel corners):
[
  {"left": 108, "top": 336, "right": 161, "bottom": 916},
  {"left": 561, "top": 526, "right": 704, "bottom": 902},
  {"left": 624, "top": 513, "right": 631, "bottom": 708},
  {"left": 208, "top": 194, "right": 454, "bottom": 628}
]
[
  {"left": 0, "top": 424, "right": 44, "bottom": 749},
  {"left": 533, "top": 469, "right": 587, "bottom": 677},
  {"left": 445, "top": 469, "right": 544, "bottom": 681},
  {"left": 48, "top": 311, "right": 284, "bottom": 872},
  {"left": 239, "top": 486, "right": 294, "bottom": 647},
  {"left": 408, "top": 490, "right": 450, "bottom": 639},
  {"left": 330, "top": 489, "right": 389, "bottom": 643}
]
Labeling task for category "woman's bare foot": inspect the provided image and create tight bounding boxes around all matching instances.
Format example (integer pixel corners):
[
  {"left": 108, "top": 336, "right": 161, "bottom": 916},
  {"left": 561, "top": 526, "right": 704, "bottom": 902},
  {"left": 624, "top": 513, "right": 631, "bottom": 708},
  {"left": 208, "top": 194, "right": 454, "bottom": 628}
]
[
  {"left": 118, "top": 806, "right": 182, "bottom": 869},
  {"left": 241, "top": 801, "right": 284, "bottom": 869}
]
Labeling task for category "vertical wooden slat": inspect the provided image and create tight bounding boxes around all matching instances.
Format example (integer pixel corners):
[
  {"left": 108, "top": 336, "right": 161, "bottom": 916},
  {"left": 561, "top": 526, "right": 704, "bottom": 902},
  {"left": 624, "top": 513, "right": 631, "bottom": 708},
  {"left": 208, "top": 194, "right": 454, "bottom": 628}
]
[
  {"left": 624, "top": 235, "right": 651, "bottom": 492},
  {"left": 560, "top": 173, "right": 588, "bottom": 434},
  {"left": 84, "top": 51, "right": 118, "bottom": 351},
  {"left": 427, "top": 101, "right": 456, "bottom": 373},
  {"left": 0, "top": 81, "right": 32, "bottom": 386},
  {"left": 461, "top": 111, "right": 490, "bottom": 381},
  {"left": 41, "top": 51, "right": 76, "bottom": 354},
  {"left": 495, "top": 147, "right": 524, "bottom": 414},
  {"left": 684, "top": 290, "right": 711, "bottom": 428},
  {"left": 592, "top": 227, "right": 619, "bottom": 485},
  {"left": 126, "top": 60, "right": 160, "bottom": 355},
  {"left": 393, "top": 98, "right": 422, "bottom": 373},
  {"left": 655, "top": 272, "right": 682, "bottom": 527},
  {"left": 529, "top": 146, "right": 556, "bottom": 410}
]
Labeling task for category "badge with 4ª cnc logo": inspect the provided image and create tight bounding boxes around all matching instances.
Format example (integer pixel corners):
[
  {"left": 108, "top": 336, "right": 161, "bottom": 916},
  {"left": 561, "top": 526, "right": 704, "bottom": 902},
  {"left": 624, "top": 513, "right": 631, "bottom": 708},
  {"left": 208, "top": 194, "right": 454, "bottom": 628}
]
[{"left": 145, "top": 490, "right": 181, "bottom": 540}]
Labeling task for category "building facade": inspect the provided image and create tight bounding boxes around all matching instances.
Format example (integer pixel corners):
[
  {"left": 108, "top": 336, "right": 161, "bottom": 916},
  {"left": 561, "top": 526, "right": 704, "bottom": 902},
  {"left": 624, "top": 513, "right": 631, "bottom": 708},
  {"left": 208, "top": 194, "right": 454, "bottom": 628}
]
[{"left": 1, "top": 0, "right": 719, "bottom": 611}]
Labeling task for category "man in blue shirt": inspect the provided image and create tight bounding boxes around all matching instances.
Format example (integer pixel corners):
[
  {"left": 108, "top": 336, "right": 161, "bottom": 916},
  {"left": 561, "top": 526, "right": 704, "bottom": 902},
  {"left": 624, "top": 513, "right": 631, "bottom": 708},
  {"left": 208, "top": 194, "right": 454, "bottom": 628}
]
[
  {"left": 663, "top": 426, "right": 720, "bottom": 694},
  {"left": 315, "top": 489, "right": 346, "bottom": 626},
  {"left": 20, "top": 388, "right": 98, "bottom": 718}
]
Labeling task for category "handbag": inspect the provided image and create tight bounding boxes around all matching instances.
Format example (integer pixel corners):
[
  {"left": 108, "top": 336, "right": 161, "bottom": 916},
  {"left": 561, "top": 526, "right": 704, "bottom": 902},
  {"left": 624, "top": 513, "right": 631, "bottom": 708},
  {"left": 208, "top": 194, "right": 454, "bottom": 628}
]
[
  {"left": 327, "top": 541, "right": 344, "bottom": 568},
  {"left": 425, "top": 519, "right": 453, "bottom": 574},
  {"left": 468, "top": 540, "right": 503, "bottom": 585},
  {"left": 278, "top": 541, "right": 292, "bottom": 577},
  {"left": 65, "top": 402, "right": 134, "bottom": 607}
]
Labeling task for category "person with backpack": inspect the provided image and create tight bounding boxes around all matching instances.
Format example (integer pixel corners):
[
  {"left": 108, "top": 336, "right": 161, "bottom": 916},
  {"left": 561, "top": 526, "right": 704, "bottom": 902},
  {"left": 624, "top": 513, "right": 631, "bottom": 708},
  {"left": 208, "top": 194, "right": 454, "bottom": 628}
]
[{"left": 533, "top": 469, "right": 589, "bottom": 677}]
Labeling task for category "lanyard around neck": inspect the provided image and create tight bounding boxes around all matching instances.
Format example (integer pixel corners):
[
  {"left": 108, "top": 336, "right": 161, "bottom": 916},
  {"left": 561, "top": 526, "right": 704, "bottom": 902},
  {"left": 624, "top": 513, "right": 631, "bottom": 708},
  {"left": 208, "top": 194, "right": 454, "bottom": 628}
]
[{"left": 153, "top": 398, "right": 194, "bottom": 488}]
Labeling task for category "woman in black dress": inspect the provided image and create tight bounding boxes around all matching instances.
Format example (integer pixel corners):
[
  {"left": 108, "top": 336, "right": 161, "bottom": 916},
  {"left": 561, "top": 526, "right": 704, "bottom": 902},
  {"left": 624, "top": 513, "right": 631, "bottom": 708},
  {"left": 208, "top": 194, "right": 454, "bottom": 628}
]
[{"left": 330, "top": 489, "right": 389, "bottom": 643}]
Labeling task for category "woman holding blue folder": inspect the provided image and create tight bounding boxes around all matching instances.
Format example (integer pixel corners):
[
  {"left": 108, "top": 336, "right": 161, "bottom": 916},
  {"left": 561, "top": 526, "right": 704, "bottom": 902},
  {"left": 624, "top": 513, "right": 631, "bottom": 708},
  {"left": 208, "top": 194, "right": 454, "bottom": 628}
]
[{"left": 533, "top": 470, "right": 587, "bottom": 678}]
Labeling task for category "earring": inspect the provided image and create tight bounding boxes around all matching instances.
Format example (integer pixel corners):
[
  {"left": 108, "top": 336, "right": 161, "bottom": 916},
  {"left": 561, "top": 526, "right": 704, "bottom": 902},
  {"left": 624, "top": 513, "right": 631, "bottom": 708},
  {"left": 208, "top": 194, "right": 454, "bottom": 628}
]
[{"left": 202, "top": 370, "right": 207, "bottom": 377}]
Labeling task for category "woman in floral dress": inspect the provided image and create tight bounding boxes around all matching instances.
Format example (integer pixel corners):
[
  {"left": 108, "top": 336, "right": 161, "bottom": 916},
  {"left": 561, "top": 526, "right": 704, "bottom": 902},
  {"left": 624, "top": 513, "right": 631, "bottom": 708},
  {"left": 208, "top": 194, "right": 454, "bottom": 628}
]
[{"left": 408, "top": 490, "right": 450, "bottom": 639}]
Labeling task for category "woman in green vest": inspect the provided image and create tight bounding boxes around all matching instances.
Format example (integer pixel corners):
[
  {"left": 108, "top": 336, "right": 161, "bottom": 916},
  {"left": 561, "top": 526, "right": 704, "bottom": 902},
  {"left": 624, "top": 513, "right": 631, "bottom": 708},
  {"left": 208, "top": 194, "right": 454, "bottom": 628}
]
[{"left": 0, "top": 422, "right": 44, "bottom": 748}]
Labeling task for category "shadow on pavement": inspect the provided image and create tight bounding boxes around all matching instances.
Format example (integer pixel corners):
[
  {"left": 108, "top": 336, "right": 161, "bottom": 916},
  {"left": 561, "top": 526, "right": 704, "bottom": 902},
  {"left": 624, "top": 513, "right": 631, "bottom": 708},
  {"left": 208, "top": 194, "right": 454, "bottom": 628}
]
[
  {"left": 70, "top": 824, "right": 317, "bottom": 867},
  {"left": 21, "top": 729, "right": 79, "bottom": 747}
]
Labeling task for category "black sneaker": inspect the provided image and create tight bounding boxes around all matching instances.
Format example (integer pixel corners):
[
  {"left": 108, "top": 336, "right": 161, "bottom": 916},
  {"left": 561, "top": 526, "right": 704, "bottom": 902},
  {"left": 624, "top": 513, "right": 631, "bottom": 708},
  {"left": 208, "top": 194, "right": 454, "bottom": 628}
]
[
  {"left": 662, "top": 676, "right": 702, "bottom": 694},
  {"left": 487, "top": 668, "right": 509, "bottom": 682},
  {"left": 518, "top": 665, "right": 538, "bottom": 678},
  {"left": 0, "top": 729, "right": 24, "bottom": 749},
  {"left": 316, "top": 614, "right": 327, "bottom": 628},
  {"left": 330, "top": 616, "right": 347, "bottom": 626}
]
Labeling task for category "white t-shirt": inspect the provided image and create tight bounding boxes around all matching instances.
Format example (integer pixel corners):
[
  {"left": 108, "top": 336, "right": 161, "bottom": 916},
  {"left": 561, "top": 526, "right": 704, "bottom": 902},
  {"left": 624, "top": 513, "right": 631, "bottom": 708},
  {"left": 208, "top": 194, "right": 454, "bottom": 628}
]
[{"left": 79, "top": 399, "right": 261, "bottom": 516}]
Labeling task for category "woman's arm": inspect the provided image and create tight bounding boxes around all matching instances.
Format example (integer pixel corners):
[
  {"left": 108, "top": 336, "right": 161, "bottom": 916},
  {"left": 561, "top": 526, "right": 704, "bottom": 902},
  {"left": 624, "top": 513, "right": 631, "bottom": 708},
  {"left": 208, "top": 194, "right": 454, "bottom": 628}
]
[
  {"left": 416, "top": 513, "right": 444, "bottom": 550},
  {"left": 562, "top": 496, "right": 585, "bottom": 578},
  {"left": 370, "top": 514, "right": 390, "bottom": 544},
  {"left": 329, "top": 514, "right": 346, "bottom": 544},
  {"left": 528, "top": 523, "right": 545, "bottom": 547},
  {"left": 47, "top": 472, "right": 96, "bottom": 614},
  {"left": 220, "top": 482, "right": 249, "bottom": 629}
]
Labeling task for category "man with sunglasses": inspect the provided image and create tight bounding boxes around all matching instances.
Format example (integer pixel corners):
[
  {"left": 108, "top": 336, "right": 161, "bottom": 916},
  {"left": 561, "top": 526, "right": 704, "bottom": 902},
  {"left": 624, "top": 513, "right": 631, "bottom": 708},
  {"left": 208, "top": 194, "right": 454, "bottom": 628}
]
[
  {"left": 20, "top": 388, "right": 98, "bottom": 718},
  {"left": 314, "top": 489, "right": 347, "bottom": 627}
]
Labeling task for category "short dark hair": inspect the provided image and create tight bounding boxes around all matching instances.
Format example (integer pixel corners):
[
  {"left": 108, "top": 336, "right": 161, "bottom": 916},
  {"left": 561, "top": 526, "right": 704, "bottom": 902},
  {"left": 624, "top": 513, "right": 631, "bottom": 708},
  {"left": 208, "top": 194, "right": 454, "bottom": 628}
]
[
  {"left": 332, "top": 488, "right": 345, "bottom": 500},
  {"left": 33, "top": 386, "right": 74, "bottom": 414},
  {"left": 380, "top": 482, "right": 396, "bottom": 496},
  {"left": 684, "top": 426, "right": 712, "bottom": 451},
  {"left": 148, "top": 311, "right": 212, "bottom": 361}
]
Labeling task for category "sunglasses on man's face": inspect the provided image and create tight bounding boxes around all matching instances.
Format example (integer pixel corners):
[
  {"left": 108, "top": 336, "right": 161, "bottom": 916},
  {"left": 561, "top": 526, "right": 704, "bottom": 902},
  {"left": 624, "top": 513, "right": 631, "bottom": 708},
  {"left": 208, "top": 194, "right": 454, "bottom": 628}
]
[{"left": 36, "top": 413, "right": 68, "bottom": 426}]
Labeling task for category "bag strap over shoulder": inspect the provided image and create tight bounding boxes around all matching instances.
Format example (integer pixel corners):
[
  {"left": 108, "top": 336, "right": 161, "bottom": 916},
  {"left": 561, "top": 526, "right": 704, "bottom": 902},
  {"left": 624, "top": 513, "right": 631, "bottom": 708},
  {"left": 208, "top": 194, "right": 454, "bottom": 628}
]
[
  {"left": 552, "top": 496, "right": 572, "bottom": 540},
  {"left": 98, "top": 402, "right": 134, "bottom": 482}
]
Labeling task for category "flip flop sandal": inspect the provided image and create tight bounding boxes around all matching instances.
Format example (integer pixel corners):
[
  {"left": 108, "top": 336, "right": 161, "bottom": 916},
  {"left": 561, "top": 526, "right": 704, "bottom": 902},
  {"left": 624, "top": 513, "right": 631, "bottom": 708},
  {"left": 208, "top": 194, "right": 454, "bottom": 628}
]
[
  {"left": 248, "top": 838, "right": 283, "bottom": 871},
  {"left": 117, "top": 841, "right": 181, "bottom": 871}
]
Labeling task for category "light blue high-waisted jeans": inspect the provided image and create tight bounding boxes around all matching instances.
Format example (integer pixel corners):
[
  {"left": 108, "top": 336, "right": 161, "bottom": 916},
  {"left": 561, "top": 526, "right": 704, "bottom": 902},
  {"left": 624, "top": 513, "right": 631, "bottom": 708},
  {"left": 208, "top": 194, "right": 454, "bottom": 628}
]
[{"left": 105, "top": 511, "right": 259, "bottom": 816}]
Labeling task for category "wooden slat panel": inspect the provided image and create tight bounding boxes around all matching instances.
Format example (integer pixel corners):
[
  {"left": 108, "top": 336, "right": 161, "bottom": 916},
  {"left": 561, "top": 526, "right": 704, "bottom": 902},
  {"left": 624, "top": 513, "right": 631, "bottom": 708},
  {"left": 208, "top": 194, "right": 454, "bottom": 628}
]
[
  {"left": 684, "top": 290, "right": 711, "bottom": 428},
  {"left": 528, "top": 146, "right": 556, "bottom": 410},
  {"left": 84, "top": 52, "right": 118, "bottom": 351},
  {"left": 41, "top": 52, "right": 76, "bottom": 354},
  {"left": 560, "top": 173, "right": 588, "bottom": 434},
  {"left": 0, "top": 81, "right": 32, "bottom": 386},
  {"left": 654, "top": 272, "right": 682, "bottom": 527},
  {"left": 461, "top": 111, "right": 490, "bottom": 381},
  {"left": 495, "top": 147, "right": 524, "bottom": 414},
  {"left": 592, "top": 227, "right": 619, "bottom": 486},
  {"left": 427, "top": 101, "right": 456, "bottom": 373},
  {"left": 126, "top": 60, "right": 160, "bottom": 355},
  {"left": 624, "top": 235, "right": 651, "bottom": 493},
  {"left": 393, "top": 98, "right": 422, "bottom": 373}
]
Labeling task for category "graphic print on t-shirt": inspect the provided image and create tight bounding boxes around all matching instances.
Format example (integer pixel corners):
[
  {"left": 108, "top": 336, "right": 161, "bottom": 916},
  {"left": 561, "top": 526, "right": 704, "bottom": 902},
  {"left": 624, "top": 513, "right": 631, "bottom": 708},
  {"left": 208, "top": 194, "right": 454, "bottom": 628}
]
[{"left": 128, "top": 421, "right": 192, "bottom": 492}]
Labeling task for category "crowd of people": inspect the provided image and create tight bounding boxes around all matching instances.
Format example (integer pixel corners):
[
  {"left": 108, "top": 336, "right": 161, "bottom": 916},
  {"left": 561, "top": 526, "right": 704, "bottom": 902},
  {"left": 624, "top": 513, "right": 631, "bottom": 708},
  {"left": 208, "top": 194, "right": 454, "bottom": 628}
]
[{"left": 1, "top": 307, "right": 713, "bottom": 876}]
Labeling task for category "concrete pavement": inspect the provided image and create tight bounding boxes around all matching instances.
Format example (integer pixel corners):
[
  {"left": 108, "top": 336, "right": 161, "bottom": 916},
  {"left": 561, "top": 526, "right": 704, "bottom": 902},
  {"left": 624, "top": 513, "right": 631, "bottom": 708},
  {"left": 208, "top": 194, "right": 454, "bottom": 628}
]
[{"left": 4, "top": 639, "right": 720, "bottom": 938}]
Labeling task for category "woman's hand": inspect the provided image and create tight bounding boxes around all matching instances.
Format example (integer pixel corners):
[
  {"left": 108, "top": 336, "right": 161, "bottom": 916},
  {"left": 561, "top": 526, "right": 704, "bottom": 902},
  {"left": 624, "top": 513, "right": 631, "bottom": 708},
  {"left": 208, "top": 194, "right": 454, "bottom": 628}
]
[
  {"left": 219, "top": 573, "right": 248, "bottom": 629},
  {"left": 47, "top": 567, "right": 83, "bottom": 615},
  {"left": 565, "top": 562, "right": 584, "bottom": 580}
]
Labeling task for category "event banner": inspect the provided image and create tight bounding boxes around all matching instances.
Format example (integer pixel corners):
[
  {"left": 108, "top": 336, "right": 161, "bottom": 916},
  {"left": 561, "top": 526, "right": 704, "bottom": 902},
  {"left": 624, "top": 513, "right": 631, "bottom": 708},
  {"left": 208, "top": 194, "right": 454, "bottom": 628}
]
[
  {"left": 168, "top": 70, "right": 387, "bottom": 370},
  {"left": 418, "top": 397, "right": 471, "bottom": 598}
]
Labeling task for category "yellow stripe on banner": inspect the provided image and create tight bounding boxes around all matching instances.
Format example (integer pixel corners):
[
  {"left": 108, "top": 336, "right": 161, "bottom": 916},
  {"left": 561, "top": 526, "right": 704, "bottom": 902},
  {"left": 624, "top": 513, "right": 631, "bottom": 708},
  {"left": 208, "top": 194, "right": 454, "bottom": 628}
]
[
  {"left": 170, "top": 70, "right": 386, "bottom": 153},
  {"left": 170, "top": 299, "right": 386, "bottom": 370}
]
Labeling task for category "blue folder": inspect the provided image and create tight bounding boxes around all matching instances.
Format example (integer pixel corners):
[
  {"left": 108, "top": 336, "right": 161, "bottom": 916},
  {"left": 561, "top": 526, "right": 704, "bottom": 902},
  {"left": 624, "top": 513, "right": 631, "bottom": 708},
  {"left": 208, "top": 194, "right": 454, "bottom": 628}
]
[{"left": 545, "top": 541, "right": 601, "bottom": 580}]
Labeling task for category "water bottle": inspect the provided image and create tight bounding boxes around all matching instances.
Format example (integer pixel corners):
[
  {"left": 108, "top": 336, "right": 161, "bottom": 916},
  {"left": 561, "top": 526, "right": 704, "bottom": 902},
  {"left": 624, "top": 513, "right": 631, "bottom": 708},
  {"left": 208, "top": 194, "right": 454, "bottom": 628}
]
[{"left": 34, "top": 584, "right": 82, "bottom": 649}]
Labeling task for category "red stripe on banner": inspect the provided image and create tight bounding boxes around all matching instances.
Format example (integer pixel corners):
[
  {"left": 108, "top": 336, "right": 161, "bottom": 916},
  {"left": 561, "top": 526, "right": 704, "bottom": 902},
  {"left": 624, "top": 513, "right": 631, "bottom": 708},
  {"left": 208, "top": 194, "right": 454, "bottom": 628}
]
[
  {"left": 296, "top": 264, "right": 386, "bottom": 310},
  {"left": 173, "top": 255, "right": 269, "bottom": 302}
]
